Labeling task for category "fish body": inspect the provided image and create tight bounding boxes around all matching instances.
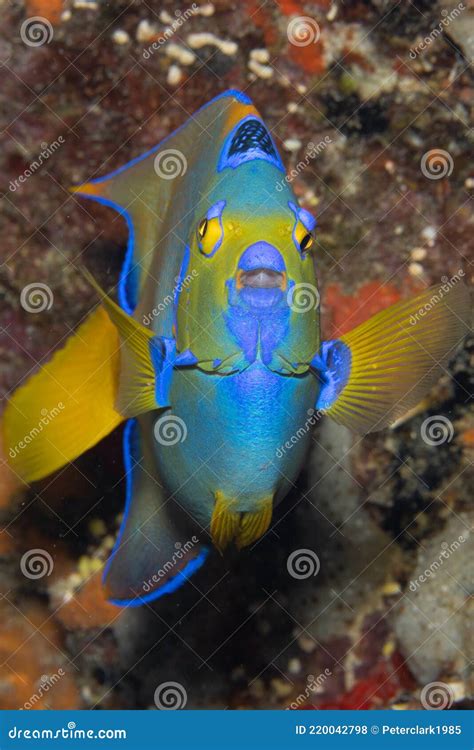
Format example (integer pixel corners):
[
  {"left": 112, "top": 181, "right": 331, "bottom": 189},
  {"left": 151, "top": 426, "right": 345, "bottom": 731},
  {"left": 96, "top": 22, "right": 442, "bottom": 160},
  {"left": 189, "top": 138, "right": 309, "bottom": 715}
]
[
  {"left": 157, "top": 364, "right": 318, "bottom": 525},
  {"left": 3, "top": 90, "right": 470, "bottom": 606},
  {"left": 139, "top": 142, "right": 320, "bottom": 526}
]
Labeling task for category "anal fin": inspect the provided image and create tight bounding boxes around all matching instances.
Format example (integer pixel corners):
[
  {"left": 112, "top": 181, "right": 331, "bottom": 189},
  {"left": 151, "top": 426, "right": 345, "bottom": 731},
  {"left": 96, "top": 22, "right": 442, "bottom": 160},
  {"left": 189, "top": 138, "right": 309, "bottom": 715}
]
[{"left": 104, "top": 417, "right": 208, "bottom": 606}]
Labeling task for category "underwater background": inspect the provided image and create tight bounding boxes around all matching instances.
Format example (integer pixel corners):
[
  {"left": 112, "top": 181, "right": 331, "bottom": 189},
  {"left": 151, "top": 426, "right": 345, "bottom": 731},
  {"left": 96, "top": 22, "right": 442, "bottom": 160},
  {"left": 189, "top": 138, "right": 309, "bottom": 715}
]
[{"left": 0, "top": 0, "right": 472, "bottom": 711}]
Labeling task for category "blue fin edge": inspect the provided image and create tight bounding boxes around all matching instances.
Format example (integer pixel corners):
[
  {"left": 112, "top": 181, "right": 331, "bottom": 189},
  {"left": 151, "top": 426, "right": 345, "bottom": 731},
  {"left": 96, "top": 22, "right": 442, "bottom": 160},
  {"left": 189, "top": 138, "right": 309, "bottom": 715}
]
[
  {"left": 74, "top": 193, "right": 136, "bottom": 314},
  {"left": 74, "top": 90, "right": 252, "bottom": 313},
  {"left": 108, "top": 549, "right": 209, "bottom": 608},
  {"left": 103, "top": 419, "right": 209, "bottom": 608},
  {"left": 84, "top": 90, "right": 253, "bottom": 186}
]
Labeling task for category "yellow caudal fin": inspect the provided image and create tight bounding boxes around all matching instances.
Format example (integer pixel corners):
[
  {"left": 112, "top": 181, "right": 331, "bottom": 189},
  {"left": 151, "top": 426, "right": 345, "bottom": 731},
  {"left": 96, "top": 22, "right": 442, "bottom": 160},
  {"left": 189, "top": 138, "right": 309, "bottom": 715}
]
[
  {"left": 237, "top": 497, "right": 273, "bottom": 550},
  {"left": 210, "top": 491, "right": 240, "bottom": 554},
  {"left": 210, "top": 492, "right": 273, "bottom": 552},
  {"left": 322, "top": 281, "right": 471, "bottom": 433},
  {"left": 2, "top": 307, "right": 123, "bottom": 483}
]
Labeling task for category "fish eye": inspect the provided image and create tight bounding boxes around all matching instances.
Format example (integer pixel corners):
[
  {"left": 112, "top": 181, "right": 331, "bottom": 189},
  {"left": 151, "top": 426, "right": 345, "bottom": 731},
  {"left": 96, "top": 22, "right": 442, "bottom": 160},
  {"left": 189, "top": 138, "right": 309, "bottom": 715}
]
[
  {"left": 288, "top": 201, "right": 317, "bottom": 258},
  {"left": 196, "top": 200, "right": 226, "bottom": 257},
  {"left": 300, "top": 233, "right": 314, "bottom": 253},
  {"left": 198, "top": 218, "right": 208, "bottom": 239}
]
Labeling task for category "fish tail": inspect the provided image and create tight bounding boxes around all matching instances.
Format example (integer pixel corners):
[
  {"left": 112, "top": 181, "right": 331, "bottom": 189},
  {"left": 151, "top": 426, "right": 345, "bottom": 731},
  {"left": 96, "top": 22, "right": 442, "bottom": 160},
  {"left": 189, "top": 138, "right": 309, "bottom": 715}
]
[
  {"left": 2, "top": 306, "right": 123, "bottom": 483},
  {"left": 211, "top": 492, "right": 273, "bottom": 552}
]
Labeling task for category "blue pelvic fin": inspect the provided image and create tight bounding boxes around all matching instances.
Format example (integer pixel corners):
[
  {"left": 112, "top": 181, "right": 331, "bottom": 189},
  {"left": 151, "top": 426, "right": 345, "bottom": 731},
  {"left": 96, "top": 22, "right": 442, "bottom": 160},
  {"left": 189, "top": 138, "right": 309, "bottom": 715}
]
[
  {"left": 313, "top": 282, "right": 470, "bottom": 433},
  {"left": 311, "top": 340, "right": 352, "bottom": 411},
  {"left": 104, "top": 418, "right": 208, "bottom": 607}
]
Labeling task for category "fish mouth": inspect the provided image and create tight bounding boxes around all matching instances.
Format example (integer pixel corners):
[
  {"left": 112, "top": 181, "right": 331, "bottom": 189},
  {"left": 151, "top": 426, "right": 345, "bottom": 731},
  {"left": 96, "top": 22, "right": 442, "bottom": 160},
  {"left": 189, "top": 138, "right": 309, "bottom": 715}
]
[
  {"left": 238, "top": 268, "right": 286, "bottom": 290},
  {"left": 230, "top": 242, "right": 288, "bottom": 308}
]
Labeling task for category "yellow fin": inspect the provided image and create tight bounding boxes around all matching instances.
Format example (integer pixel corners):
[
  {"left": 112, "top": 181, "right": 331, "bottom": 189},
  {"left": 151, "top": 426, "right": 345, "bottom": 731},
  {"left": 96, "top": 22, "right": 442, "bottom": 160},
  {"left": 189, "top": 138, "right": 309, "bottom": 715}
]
[
  {"left": 83, "top": 270, "right": 159, "bottom": 417},
  {"left": 210, "top": 491, "right": 240, "bottom": 553},
  {"left": 210, "top": 493, "right": 273, "bottom": 552},
  {"left": 326, "top": 281, "right": 471, "bottom": 433},
  {"left": 2, "top": 307, "right": 123, "bottom": 483},
  {"left": 237, "top": 497, "right": 273, "bottom": 550}
]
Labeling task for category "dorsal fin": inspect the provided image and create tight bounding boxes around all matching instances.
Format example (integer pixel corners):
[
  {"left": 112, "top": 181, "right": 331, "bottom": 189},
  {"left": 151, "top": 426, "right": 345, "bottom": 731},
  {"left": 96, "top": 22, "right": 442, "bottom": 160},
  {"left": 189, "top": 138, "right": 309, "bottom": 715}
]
[{"left": 70, "top": 90, "right": 258, "bottom": 320}]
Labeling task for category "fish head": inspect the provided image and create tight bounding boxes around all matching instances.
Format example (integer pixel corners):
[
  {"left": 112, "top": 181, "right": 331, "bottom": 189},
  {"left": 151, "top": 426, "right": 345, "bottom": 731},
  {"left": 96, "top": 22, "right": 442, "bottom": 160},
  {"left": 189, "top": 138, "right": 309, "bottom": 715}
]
[
  {"left": 176, "top": 193, "right": 320, "bottom": 372},
  {"left": 229, "top": 201, "right": 318, "bottom": 311}
]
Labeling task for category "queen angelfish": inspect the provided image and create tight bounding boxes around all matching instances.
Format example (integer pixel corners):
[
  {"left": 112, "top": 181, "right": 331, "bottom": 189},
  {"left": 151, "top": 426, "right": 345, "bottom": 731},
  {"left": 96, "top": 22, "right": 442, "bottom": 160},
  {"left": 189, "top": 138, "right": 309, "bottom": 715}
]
[{"left": 3, "top": 91, "right": 470, "bottom": 606}]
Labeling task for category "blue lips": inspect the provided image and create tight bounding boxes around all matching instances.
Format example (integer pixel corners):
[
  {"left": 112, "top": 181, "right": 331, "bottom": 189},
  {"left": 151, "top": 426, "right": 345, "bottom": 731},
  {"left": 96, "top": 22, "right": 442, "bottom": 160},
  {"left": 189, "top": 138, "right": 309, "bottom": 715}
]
[
  {"left": 225, "top": 242, "right": 291, "bottom": 363},
  {"left": 238, "top": 242, "right": 286, "bottom": 273}
]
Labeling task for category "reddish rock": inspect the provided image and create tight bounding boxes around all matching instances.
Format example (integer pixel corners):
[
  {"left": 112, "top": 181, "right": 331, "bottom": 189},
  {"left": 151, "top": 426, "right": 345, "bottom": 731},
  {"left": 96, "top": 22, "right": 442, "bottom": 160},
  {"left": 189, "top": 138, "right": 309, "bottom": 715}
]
[
  {"left": 288, "top": 38, "right": 326, "bottom": 75},
  {"left": 54, "top": 572, "right": 122, "bottom": 631},
  {"left": 323, "top": 280, "right": 410, "bottom": 338},
  {"left": 25, "top": 0, "right": 63, "bottom": 24},
  {"left": 311, "top": 654, "right": 415, "bottom": 710},
  {"left": 0, "top": 601, "right": 80, "bottom": 710}
]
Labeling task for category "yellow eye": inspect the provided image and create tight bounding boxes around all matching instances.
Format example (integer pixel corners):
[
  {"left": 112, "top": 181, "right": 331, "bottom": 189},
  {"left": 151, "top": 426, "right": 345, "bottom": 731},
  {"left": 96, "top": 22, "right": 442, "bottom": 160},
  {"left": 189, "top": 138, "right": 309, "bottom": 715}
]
[
  {"left": 300, "top": 233, "right": 314, "bottom": 253},
  {"left": 197, "top": 201, "right": 226, "bottom": 256},
  {"left": 198, "top": 218, "right": 208, "bottom": 239},
  {"left": 197, "top": 217, "right": 224, "bottom": 256}
]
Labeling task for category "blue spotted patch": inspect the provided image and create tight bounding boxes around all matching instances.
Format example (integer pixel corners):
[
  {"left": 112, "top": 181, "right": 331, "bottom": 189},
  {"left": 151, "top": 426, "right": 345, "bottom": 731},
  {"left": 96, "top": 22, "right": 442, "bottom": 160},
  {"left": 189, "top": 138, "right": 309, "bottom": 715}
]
[{"left": 218, "top": 117, "right": 284, "bottom": 172}]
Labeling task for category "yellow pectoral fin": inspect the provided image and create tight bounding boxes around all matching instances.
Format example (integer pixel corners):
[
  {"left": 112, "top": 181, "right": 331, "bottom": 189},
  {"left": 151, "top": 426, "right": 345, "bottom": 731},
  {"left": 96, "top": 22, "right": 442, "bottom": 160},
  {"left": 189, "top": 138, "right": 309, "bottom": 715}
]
[
  {"left": 82, "top": 270, "right": 160, "bottom": 417},
  {"left": 2, "top": 307, "right": 123, "bottom": 483},
  {"left": 324, "top": 281, "right": 471, "bottom": 433}
]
